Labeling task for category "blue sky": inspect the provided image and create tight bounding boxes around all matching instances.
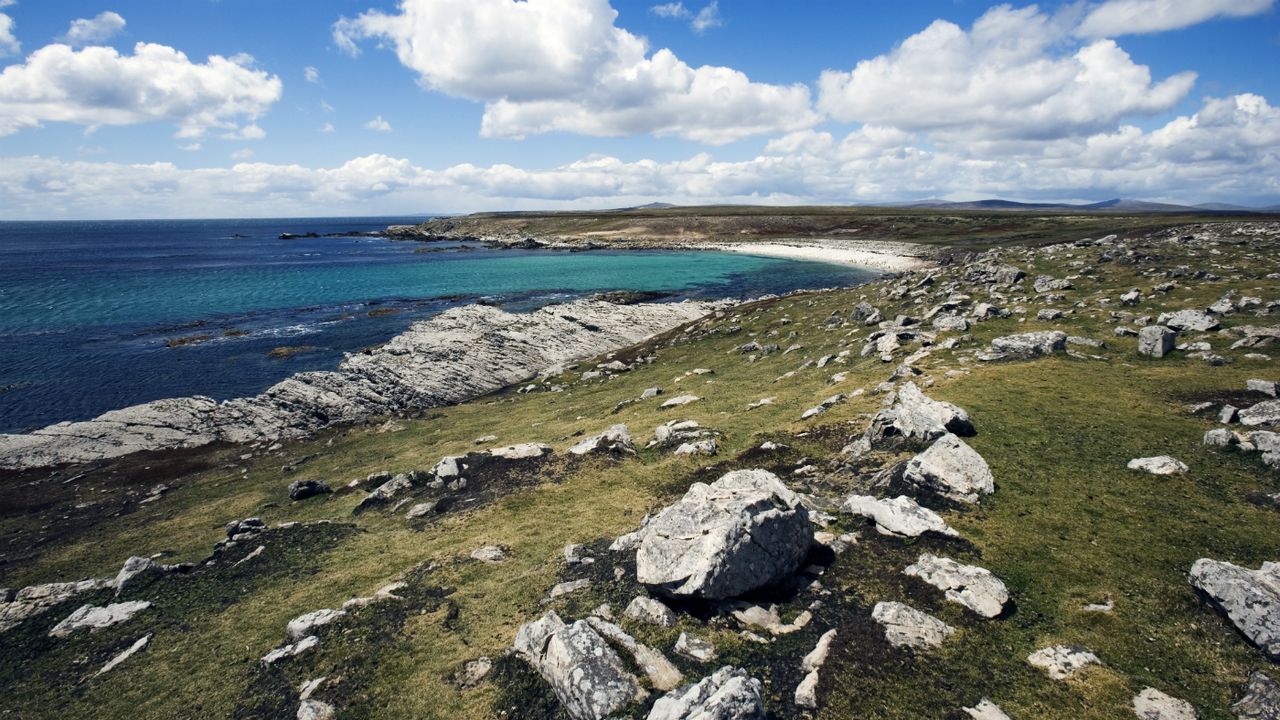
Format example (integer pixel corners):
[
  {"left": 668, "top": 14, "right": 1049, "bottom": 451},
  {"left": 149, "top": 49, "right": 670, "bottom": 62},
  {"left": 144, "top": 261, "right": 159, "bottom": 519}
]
[{"left": 0, "top": 0, "right": 1277, "bottom": 218}]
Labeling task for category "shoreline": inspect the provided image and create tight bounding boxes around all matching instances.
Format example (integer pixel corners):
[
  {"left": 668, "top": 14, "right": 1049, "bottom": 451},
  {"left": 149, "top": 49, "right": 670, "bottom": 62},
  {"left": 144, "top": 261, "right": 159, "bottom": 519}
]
[{"left": 697, "top": 238, "right": 936, "bottom": 273}]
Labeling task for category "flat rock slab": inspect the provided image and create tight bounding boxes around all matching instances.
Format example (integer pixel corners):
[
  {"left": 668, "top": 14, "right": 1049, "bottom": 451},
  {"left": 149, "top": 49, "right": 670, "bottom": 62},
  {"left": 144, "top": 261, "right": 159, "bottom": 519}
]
[
  {"left": 286, "top": 608, "right": 346, "bottom": 641},
  {"left": 904, "top": 433, "right": 995, "bottom": 503},
  {"left": 1159, "top": 309, "right": 1220, "bottom": 332},
  {"left": 989, "top": 330, "right": 1068, "bottom": 358},
  {"left": 1189, "top": 559, "right": 1280, "bottom": 657},
  {"left": 514, "top": 611, "right": 642, "bottom": 720},
  {"left": 871, "top": 601, "right": 955, "bottom": 650},
  {"left": 647, "top": 666, "right": 765, "bottom": 720},
  {"left": 964, "top": 699, "right": 1012, "bottom": 719},
  {"left": 1133, "top": 687, "right": 1198, "bottom": 720},
  {"left": 904, "top": 554, "right": 1008, "bottom": 618},
  {"left": 841, "top": 495, "right": 958, "bottom": 538},
  {"left": 49, "top": 601, "right": 151, "bottom": 638},
  {"left": 1128, "top": 456, "right": 1189, "bottom": 475},
  {"left": 1233, "top": 671, "right": 1280, "bottom": 719},
  {"left": 1241, "top": 400, "right": 1280, "bottom": 427},
  {"left": 1027, "top": 644, "right": 1100, "bottom": 680},
  {"left": 568, "top": 424, "right": 633, "bottom": 456},
  {"left": 636, "top": 469, "right": 812, "bottom": 599}
]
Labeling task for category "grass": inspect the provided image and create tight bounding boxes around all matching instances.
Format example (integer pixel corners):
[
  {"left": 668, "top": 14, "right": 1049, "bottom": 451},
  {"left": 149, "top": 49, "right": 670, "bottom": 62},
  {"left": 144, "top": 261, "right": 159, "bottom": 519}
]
[{"left": 1, "top": 220, "right": 1278, "bottom": 718}]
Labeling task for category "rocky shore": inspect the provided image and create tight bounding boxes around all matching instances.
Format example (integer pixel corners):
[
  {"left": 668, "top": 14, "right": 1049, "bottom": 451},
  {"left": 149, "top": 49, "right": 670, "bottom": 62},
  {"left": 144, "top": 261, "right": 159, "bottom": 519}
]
[{"left": 0, "top": 299, "right": 724, "bottom": 470}]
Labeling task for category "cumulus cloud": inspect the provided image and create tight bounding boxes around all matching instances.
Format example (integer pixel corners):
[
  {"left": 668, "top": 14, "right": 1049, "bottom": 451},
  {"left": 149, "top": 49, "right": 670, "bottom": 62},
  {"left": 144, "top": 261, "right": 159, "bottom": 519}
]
[
  {"left": 363, "top": 115, "right": 392, "bottom": 132},
  {"left": 818, "top": 5, "right": 1196, "bottom": 141},
  {"left": 221, "top": 123, "right": 265, "bottom": 140},
  {"left": 650, "top": 3, "right": 687, "bottom": 18},
  {"left": 1078, "top": 0, "right": 1274, "bottom": 37},
  {"left": 1, "top": 92, "right": 1276, "bottom": 219},
  {"left": 0, "top": 42, "right": 282, "bottom": 137},
  {"left": 304, "top": 66, "right": 320, "bottom": 83},
  {"left": 0, "top": 12, "right": 18, "bottom": 57},
  {"left": 333, "top": 0, "right": 815, "bottom": 144},
  {"left": 230, "top": 148, "right": 254, "bottom": 160},
  {"left": 61, "top": 11, "right": 126, "bottom": 47}
]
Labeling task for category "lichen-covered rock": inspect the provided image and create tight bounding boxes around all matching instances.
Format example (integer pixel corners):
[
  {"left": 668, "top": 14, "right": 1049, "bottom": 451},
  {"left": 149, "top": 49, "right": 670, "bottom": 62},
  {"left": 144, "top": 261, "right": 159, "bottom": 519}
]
[
  {"left": 964, "top": 699, "right": 1012, "bottom": 719},
  {"left": 286, "top": 608, "right": 346, "bottom": 641},
  {"left": 1241, "top": 401, "right": 1280, "bottom": 428},
  {"left": 624, "top": 596, "right": 676, "bottom": 628},
  {"left": 1139, "top": 326, "right": 1177, "bottom": 358},
  {"left": 989, "top": 331, "right": 1068, "bottom": 358},
  {"left": 1158, "top": 309, "right": 1220, "bottom": 332},
  {"left": 1027, "top": 644, "right": 1100, "bottom": 679},
  {"left": 48, "top": 601, "right": 151, "bottom": 638},
  {"left": 288, "top": 479, "right": 331, "bottom": 501},
  {"left": 864, "top": 382, "right": 974, "bottom": 447},
  {"left": 568, "top": 424, "right": 634, "bottom": 456},
  {"left": 871, "top": 601, "right": 954, "bottom": 649},
  {"left": 1189, "top": 559, "right": 1280, "bottom": 657},
  {"left": 1128, "top": 456, "right": 1189, "bottom": 475},
  {"left": 647, "top": 666, "right": 765, "bottom": 720},
  {"left": 904, "top": 554, "right": 1008, "bottom": 618},
  {"left": 514, "top": 611, "right": 643, "bottom": 720},
  {"left": 489, "top": 443, "right": 552, "bottom": 460},
  {"left": 636, "top": 469, "right": 812, "bottom": 599},
  {"left": 841, "top": 495, "right": 958, "bottom": 538},
  {"left": 1233, "top": 671, "right": 1280, "bottom": 720},
  {"left": 674, "top": 632, "right": 717, "bottom": 662},
  {"left": 904, "top": 433, "right": 994, "bottom": 503},
  {"left": 1133, "top": 687, "right": 1197, "bottom": 720}
]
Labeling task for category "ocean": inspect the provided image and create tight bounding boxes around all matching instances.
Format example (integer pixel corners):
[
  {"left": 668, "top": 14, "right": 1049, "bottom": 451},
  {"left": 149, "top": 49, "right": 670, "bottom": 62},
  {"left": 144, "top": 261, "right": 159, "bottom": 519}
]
[{"left": 0, "top": 217, "right": 877, "bottom": 434}]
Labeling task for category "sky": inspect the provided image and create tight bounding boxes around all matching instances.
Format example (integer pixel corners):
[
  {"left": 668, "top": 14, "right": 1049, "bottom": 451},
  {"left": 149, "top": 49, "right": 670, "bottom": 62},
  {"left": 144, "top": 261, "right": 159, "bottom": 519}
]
[{"left": 0, "top": 0, "right": 1278, "bottom": 219}]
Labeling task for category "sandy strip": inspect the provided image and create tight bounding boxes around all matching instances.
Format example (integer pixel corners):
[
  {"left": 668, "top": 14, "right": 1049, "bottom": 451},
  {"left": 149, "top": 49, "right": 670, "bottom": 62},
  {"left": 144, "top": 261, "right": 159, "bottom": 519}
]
[{"left": 703, "top": 239, "right": 936, "bottom": 273}]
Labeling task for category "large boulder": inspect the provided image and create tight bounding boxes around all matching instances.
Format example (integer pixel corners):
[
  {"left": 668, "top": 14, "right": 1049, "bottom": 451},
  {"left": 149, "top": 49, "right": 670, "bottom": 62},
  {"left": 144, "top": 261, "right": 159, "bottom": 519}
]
[
  {"left": 989, "top": 331, "right": 1067, "bottom": 358},
  {"left": 1189, "top": 559, "right": 1280, "bottom": 657},
  {"left": 904, "top": 554, "right": 1008, "bottom": 618},
  {"left": 647, "top": 666, "right": 765, "bottom": 720},
  {"left": 903, "top": 434, "right": 994, "bottom": 503},
  {"left": 1158, "top": 309, "right": 1219, "bottom": 332},
  {"left": 864, "top": 382, "right": 974, "bottom": 447},
  {"left": 514, "top": 611, "right": 643, "bottom": 720},
  {"left": 635, "top": 469, "right": 812, "bottom": 600},
  {"left": 1138, "top": 326, "right": 1177, "bottom": 359},
  {"left": 963, "top": 263, "right": 1025, "bottom": 286}
]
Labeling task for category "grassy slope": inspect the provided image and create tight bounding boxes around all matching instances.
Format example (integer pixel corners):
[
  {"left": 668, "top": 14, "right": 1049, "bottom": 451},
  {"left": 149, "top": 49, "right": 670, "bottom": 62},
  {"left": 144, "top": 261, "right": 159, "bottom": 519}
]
[{"left": 1, "top": 223, "right": 1278, "bottom": 719}]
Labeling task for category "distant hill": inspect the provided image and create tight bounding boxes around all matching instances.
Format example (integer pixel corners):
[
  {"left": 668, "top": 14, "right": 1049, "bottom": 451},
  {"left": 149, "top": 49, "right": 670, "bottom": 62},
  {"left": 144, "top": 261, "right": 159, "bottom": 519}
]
[{"left": 879, "top": 197, "right": 1275, "bottom": 214}]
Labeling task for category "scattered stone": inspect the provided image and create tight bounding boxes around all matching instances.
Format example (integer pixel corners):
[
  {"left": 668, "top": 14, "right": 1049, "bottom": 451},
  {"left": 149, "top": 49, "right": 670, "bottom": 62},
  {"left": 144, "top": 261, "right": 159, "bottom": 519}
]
[
  {"left": 1138, "top": 326, "right": 1177, "bottom": 358},
  {"left": 863, "top": 382, "right": 974, "bottom": 448},
  {"left": 454, "top": 657, "right": 493, "bottom": 689},
  {"left": 1083, "top": 598, "right": 1115, "bottom": 614},
  {"left": 96, "top": 633, "right": 152, "bottom": 676},
  {"left": 1233, "top": 671, "right": 1280, "bottom": 719},
  {"left": 1037, "top": 309, "right": 1064, "bottom": 321},
  {"left": 564, "top": 544, "right": 593, "bottom": 566},
  {"left": 513, "top": 611, "right": 642, "bottom": 720},
  {"left": 489, "top": 443, "right": 552, "bottom": 460},
  {"left": 288, "top": 479, "right": 331, "bottom": 501},
  {"left": 673, "top": 438, "right": 717, "bottom": 456},
  {"left": 586, "top": 616, "right": 684, "bottom": 691},
  {"left": 262, "top": 635, "right": 319, "bottom": 665},
  {"left": 674, "top": 632, "right": 717, "bottom": 663},
  {"left": 746, "top": 397, "right": 775, "bottom": 410},
  {"left": 1221, "top": 405, "right": 1241, "bottom": 424},
  {"left": 297, "top": 700, "right": 335, "bottom": 720},
  {"left": 1241, "top": 400, "right": 1280, "bottom": 427},
  {"left": 988, "top": 330, "right": 1067, "bottom": 358},
  {"left": 903, "top": 433, "right": 995, "bottom": 503},
  {"left": 1158, "top": 309, "right": 1220, "bottom": 332},
  {"left": 1248, "top": 379, "right": 1280, "bottom": 398},
  {"left": 964, "top": 699, "right": 1013, "bottom": 720},
  {"left": 354, "top": 474, "right": 412, "bottom": 512},
  {"left": 1189, "top": 559, "right": 1280, "bottom": 657},
  {"left": 636, "top": 469, "right": 812, "bottom": 599},
  {"left": 544, "top": 579, "right": 592, "bottom": 603},
  {"left": 841, "top": 495, "right": 959, "bottom": 538},
  {"left": 113, "top": 556, "right": 167, "bottom": 595},
  {"left": 871, "top": 601, "right": 955, "bottom": 650},
  {"left": 406, "top": 501, "right": 438, "bottom": 519},
  {"left": 904, "top": 554, "right": 1009, "bottom": 618},
  {"left": 49, "top": 601, "right": 151, "bottom": 638},
  {"left": 728, "top": 603, "right": 812, "bottom": 635},
  {"left": 287, "top": 608, "right": 346, "bottom": 641},
  {"left": 432, "top": 455, "right": 463, "bottom": 479},
  {"left": 1204, "top": 429, "right": 1239, "bottom": 448},
  {"left": 624, "top": 596, "right": 676, "bottom": 628},
  {"left": 647, "top": 666, "right": 765, "bottom": 720},
  {"left": 641, "top": 387, "right": 663, "bottom": 399},
  {"left": 660, "top": 394, "right": 701, "bottom": 409},
  {"left": 1133, "top": 687, "right": 1198, "bottom": 720},
  {"left": 795, "top": 627, "right": 838, "bottom": 707},
  {"left": 1027, "top": 644, "right": 1101, "bottom": 680},
  {"left": 470, "top": 545, "right": 507, "bottom": 563},
  {"left": 1128, "top": 456, "right": 1189, "bottom": 475},
  {"left": 569, "top": 424, "right": 634, "bottom": 456}
]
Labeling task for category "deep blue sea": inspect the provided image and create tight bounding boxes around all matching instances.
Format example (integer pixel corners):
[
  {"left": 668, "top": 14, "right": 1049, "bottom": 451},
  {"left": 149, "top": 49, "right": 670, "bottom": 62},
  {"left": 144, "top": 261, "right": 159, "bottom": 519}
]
[{"left": 0, "top": 217, "right": 876, "bottom": 434}]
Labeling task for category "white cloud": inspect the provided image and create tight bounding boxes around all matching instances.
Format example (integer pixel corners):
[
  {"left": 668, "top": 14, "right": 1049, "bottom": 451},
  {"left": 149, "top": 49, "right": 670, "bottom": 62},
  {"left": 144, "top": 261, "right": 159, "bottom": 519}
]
[
  {"left": 180, "top": 142, "right": 201, "bottom": 151},
  {"left": 320, "top": 122, "right": 335, "bottom": 133},
  {"left": 650, "top": 3, "right": 687, "bottom": 18},
  {"left": 0, "top": 12, "right": 19, "bottom": 57},
  {"left": 304, "top": 65, "right": 320, "bottom": 83},
  {"left": 818, "top": 5, "right": 1196, "bottom": 141},
  {"left": 1, "top": 92, "right": 1276, "bottom": 219},
  {"left": 1078, "top": 0, "right": 1274, "bottom": 38},
  {"left": 0, "top": 42, "right": 282, "bottom": 137},
  {"left": 363, "top": 115, "right": 391, "bottom": 132},
  {"left": 230, "top": 148, "right": 254, "bottom": 160},
  {"left": 334, "top": 0, "right": 815, "bottom": 144},
  {"left": 221, "top": 123, "right": 265, "bottom": 140},
  {"left": 0, "top": 1, "right": 17, "bottom": 8},
  {"left": 61, "top": 11, "right": 126, "bottom": 47},
  {"left": 691, "top": 2, "right": 721, "bottom": 33},
  {"left": 321, "top": 99, "right": 334, "bottom": 113}
]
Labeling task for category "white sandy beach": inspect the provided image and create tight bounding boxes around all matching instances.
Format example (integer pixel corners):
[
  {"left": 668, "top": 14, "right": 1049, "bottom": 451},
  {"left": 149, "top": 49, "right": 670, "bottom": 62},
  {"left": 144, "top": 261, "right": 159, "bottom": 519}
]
[{"left": 703, "top": 239, "right": 936, "bottom": 273}]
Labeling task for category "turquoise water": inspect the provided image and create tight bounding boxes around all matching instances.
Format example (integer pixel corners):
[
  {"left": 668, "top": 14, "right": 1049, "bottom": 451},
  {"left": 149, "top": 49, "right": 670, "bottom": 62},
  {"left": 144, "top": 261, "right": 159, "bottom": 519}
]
[{"left": 0, "top": 217, "right": 877, "bottom": 432}]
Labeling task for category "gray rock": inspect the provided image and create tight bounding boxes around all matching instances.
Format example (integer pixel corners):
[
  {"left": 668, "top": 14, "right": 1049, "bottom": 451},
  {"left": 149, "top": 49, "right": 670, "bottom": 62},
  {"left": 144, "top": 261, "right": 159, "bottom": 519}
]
[
  {"left": 470, "top": 545, "right": 507, "bottom": 563},
  {"left": 1233, "top": 671, "right": 1280, "bottom": 719},
  {"left": 96, "top": 633, "right": 151, "bottom": 676},
  {"left": 904, "top": 554, "right": 1008, "bottom": 618},
  {"left": 514, "top": 611, "right": 643, "bottom": 720},
  {"left": 288, "top": 479, "right": 331, "bottom": 501},
  {"left": 297, "top": 700, "right": 335, "bottom": 720},
  {"left": 864, "top": 382, "right": 974, "bottom": 447},
  {"left": 624, "top": 596, "right": 676, "bottom": 628},
  {"left": 647, "top": 666, "right": 765, "bottom": 720},
  {"left": 261, "top": 635, "right": 319, "bottom": 665},
  {"left": 1241, "top": 401, "right": 1280, "bottom": 428},
  {"left": 490, "top": 442, "right": 552, "bottom": 459},
  {"left": 1027, "top": 644, "right": 1101, "bottom": 679},
  {"left": 454, "top": 657, "right": 493, "bottom": 689},
  {"left": 1189, "top": 559, "right": 1280, "bottom": 657},
  {"left": 641, "top": 387, "right": 663, "bottom": 399},
  {"left": 841, "top": 495, "right": 958, "bottom": 538},
  {"left": 1128, "top": 456, "right": 1189, "bottom": 475},
  {"left": 1133, "top": 687, "right": 1197, "bottom": 720},
  {"left": 355, "top": 474, "right": 412, "bottom": 512},
  {"left": 904, "top": 433, "right": 995, "bottom": 503},
  {"left": 1037, "top": 309, "right": 1065, "bottom": 321},
  {"left": 661, "top": 394, "right": 701, "bottom": 409},
  {"left": 636, "top": 469, "right": 812, "bottom": 599},
  {"left": 432, "top": 455, "right": 463, "bottom": 479},
  {"left": 286, "top": 608, "right": 346, "bottom": 641},
  {"left": 114, "top": 556, "right": 166, "bottom": 595},
  {"left": 871, "top": 601, "right": 954, "bottom": 649},
  {"left": 964, "top": 699, "right": 1013, "bottom": 719},
  {"left": 586, "top": 616, "right": 683, "bottom": 692},
  {"left": 1158, "top": 309, "right": 1220, "bottom": 332},
  {"left": 1033, "top": 276, "right": 1073, "bottom": 293},
  {"left": 674, "top": 632, "right": 717, "bottom": 662},
  {"left": 1222, "top": 405, "right": 1241, "bottom": 424},
  {"left": 544, "top": 579, "right": 591, "bottom": 602},
  {"left": 0, "top": 577, "right": 116, "bottom": 634},
  {"left": 989, "top": 331, "right": 1068, "bottom": 358},
  {"left": 48, "top": 601, "right": 152, "bottom": 638},
  {"left": 1249, "top": 380, "right": 1280, "bottom": 398},
  {"left": 1139, "top": 326, "right": 1177, "bottom": 358},
  {"left": 569, "top": 424, "right": 634, "bottom": 456},
  {"left": 1204, "top": 429, "right": 1240, "bottom": 447},
  {"left": 964, "top": 263, "right": 1025, "bottom": 286},
  {"left": 673, "top": 438, "right": 718, "bottom": 456},
  {"left": 933, "top": 315, "right": 970, "bottom": 332}
]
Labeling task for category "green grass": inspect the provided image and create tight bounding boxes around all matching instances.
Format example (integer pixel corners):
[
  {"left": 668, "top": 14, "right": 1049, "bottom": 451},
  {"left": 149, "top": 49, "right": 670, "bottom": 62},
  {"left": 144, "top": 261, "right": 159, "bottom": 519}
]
[{"left": 2, "top": 222, "right": 1279, "bottom": 718}]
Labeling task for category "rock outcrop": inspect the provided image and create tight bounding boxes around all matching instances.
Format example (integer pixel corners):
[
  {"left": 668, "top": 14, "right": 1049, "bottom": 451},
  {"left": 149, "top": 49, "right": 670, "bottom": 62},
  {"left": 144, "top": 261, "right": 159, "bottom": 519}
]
[
  {"left": 514, "top": 611, "right": 643, "bottom": 720},
  {"left": 1189, "top": 559, "right": 1280, "bottom": 657},
  {"left": 1027, "top": 645, "right": 1100, "bottom": 679},
  {"left": 903, "top": 434, "right": 995, "bottom": 503},
  {"left": 862, "top": 382, "right": 975, "bottom": 448},
  {"left": 841, "top": 495, "right": 959, "bottom": 538},
  {"left": 647, "top": 666, "right": 765, "bottom": 720},
  {"left": 635, "top": 469, "right": 812, "bottom": 599},
  {"left": 0, "top": 299, "right": 721, "bottom": 470},
  {"left": 904, "top": 554, "right": 1009, "bottom": 618},
  {"left": 871, "top": 601, "right": 955, "bottom": 649}
]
